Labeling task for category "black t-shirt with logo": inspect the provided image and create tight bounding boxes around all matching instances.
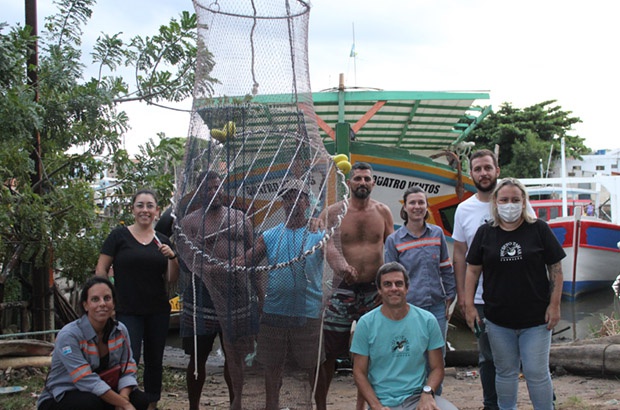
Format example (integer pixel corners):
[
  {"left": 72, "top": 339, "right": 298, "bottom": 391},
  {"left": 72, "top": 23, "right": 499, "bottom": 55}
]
[{"left": 467, "top": 219, "right": 565, "bottom": 329}]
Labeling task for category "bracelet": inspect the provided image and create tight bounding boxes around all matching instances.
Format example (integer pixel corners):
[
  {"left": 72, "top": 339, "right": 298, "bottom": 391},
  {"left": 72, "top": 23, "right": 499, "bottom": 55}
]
[{"left": 168, "top": 253, "right": 177, "bottom": 260}]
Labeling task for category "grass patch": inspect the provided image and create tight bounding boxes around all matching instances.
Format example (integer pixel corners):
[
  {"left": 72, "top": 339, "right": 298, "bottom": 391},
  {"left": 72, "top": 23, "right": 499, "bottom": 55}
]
[
  {"left": 0, "top": 366, "right": 47, "bottom": 410},
  {"left": 0, "top": 365, "right": 186, "bottom": 410},
  {"left": 160, "top": 366, "right": 186, "bottom": 392},
  {"left": 562, "top": 395, "right": 584, "bottom": 408}
]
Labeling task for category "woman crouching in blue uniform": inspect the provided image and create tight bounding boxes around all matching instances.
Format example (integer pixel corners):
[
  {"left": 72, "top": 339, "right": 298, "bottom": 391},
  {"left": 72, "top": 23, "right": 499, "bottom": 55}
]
[{"left": 38, "top": 277, "right": 149, "bottom": 410}]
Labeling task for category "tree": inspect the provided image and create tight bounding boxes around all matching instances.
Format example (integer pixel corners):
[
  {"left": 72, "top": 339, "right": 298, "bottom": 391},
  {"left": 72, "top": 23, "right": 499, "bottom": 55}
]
[
  {"left": 467, "top": 101, "right": 590, "bottom": 178},
  {"left": 0, "top": 0, "right": 210, "bottom": 322}
]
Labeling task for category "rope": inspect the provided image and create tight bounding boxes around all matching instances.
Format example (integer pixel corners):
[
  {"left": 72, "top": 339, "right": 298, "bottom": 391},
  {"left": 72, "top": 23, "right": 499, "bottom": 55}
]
[{"left": 601, "top": 343, "right": 613, "bottom": 375}]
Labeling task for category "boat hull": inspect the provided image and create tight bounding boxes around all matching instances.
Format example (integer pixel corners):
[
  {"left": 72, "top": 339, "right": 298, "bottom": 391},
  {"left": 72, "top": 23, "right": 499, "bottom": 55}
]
[{"left": 547, "top": 218, "right": 620, "bottom": 299}]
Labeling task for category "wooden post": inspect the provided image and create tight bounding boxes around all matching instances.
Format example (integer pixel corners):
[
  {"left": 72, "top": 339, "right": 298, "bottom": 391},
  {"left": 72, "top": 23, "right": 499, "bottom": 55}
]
[{"left": 25, "top": 0, "right": 54, "bottom": 340}]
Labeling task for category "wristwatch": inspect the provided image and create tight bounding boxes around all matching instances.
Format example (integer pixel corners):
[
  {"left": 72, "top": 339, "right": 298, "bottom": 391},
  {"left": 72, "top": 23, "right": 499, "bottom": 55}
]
[{"left": 422, "top": 385, "right": 435, "bottom": 397}]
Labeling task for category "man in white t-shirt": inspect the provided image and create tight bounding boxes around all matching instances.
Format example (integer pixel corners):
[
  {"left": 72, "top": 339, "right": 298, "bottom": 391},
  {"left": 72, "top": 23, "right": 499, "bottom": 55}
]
[{"left": 452, "top": 149, "right": 501, "bottom": 410}]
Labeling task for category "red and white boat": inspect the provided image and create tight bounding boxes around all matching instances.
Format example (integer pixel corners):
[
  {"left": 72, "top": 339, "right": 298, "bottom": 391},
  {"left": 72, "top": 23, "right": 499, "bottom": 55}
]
[{"left": 524, "top": 177, "right": 620, "bottom": 300}]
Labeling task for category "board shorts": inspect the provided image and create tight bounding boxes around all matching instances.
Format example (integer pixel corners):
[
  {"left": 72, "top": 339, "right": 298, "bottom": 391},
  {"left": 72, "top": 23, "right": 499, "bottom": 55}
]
[{"left": 323, "top": 281, "right": 378, "bottom": 357}]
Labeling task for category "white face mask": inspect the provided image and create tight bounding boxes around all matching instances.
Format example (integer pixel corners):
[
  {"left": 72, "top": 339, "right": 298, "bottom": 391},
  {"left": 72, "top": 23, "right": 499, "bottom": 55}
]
[{"left": 497, "top": 203, "right": 522, "bottom": 223}]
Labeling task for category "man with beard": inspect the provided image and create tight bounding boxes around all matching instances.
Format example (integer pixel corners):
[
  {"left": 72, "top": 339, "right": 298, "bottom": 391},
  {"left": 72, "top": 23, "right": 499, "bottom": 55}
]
[
  {"left": 453, "top": 149, "right": 501, "bottom": 410},
  {"left": 317, "top": 162, "right": 394, "bottom": 408},
  {"left": 177, "top": 171, "right": 256, "bottom": 410}
]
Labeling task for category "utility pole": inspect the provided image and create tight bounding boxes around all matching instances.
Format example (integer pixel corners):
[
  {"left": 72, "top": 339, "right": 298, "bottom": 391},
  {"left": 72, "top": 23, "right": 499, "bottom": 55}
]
[{"left": 25, "top": 0, "right": 53, "bottom": 340}]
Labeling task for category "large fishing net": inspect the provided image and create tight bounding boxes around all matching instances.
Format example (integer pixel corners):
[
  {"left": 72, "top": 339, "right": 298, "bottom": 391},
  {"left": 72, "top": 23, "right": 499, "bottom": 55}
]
[{"left": 172, "top": 1, "right": 349, "bottom": 408}]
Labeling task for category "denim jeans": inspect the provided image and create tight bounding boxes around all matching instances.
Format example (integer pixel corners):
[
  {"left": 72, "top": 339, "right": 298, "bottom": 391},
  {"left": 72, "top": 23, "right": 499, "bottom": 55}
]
[
  {"left": 382, "top": 393, "right": 458, "bottom": 410},
  {"left": 476, "top": 304, "right": 498, "bottom": 410},
  {"left": 117, "top": 312, "right": 170, "bottom": 403},
  {"left": 422, "top": 302, "right": 448, "bottom": 396},
  {"left": 485, "top": 320, "right": 553, "bottom": 410}
]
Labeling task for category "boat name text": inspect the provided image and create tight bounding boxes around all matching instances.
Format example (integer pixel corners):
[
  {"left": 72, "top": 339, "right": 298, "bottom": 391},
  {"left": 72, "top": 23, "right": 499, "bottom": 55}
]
[{"left": 373, "top": 176, "right": 441, "bottom": 194}]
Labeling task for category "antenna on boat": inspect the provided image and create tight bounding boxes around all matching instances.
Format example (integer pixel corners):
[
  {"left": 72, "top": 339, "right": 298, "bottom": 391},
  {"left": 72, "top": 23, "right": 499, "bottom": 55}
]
[
  {"left": 545, "top": 143, "right": 554, "bottom": 178},
  {"left": 539, "top": 158, "right": 543, "bottom": 178},
  {"left": 349, "top": 22, "right": 357, "bottom": 86}
]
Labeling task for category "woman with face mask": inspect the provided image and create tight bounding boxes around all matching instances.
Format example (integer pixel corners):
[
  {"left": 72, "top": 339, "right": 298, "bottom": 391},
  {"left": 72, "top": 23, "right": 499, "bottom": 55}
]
[{"left": 463, "top": 178, "right": 565, "bottom": 410}]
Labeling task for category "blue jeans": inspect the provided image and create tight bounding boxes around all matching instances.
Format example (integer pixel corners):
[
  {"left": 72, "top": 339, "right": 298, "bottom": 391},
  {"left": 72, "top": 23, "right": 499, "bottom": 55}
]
[
  {"left": 476, "top": 304, "right": 498, "bottom": 410},
  {"left": 118, "top": 312, "right": 170, "bottom": 403},
  {"left": 485, "top": 320, "right": 554, "bottom": 410},
  {"left": 422, "top": 302, "right": 448, "bottom": 396},
  {"left": 384, "top": 393, "right": 458, "bottom": 410}
]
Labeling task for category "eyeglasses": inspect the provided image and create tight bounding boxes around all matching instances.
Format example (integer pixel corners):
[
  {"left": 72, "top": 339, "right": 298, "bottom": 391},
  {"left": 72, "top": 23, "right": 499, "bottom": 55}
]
[{"left": 134, "top": 203, "right": 157, "bottom": 210}]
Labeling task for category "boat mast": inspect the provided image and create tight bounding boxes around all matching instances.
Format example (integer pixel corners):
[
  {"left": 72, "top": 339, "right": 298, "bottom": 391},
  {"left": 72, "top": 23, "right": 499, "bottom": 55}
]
[
  {"left": 561, "top": 137, "right": 568, "bottom": 217},
  {"left": 351, "top": 23, "right": 357, "bottom": 86},
  {"left": 335, "top": 74, "right": 351, "bottom": 158}
]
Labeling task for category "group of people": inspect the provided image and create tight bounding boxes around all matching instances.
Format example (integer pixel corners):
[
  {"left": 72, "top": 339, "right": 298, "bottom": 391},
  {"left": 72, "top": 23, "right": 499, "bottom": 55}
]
[{"left": 39, "top": 149, "right": 565, "bottom": 410}]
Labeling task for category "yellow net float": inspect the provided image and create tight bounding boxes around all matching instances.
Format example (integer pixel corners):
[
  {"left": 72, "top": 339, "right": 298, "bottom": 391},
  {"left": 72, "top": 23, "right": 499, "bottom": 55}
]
[
  {"left": 210, "top": 121, "right": 237, "bottom": 143},
  {"left": 332, "top": 154, "right": 351, "bottom": 174}
]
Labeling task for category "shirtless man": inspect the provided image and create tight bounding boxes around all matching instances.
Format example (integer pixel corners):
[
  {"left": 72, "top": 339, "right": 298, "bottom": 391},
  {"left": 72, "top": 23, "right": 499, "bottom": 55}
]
[
  {"left": 177, "top": 171, "right": 255, "bottom": 410},
  {"left": 317, "top": 162, "right": 394, "bottom": 406}
]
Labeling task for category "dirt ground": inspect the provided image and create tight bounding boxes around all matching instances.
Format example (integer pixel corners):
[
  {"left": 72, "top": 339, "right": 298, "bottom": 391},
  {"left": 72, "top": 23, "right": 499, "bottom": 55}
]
[{"left": 155, "top": 360, "right": 620, "bottom": 410}]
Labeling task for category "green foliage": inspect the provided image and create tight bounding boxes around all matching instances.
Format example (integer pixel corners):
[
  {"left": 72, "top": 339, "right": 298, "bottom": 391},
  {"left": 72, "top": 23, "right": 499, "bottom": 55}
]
[
  {"left": 468, "top": 101, "right": 590, "bottom": 178},
  {"left": 0, "top": 1, "right": 210, "bottom": 307},
  {"left": 106, "top": 135, "right": 186, "bottom": 223}
]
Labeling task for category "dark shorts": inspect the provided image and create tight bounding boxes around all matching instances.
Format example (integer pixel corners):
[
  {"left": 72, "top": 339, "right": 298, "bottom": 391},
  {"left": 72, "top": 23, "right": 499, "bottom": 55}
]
[
  {"left": 182, "top": 333, "right": 221, "bottom": 357},
  {"left": 180, "top": 271, "right": 260, "bottom": 343},
  {"left": 323, "top": 281, "right": 378, "bottom": 357},
  {"left": 257, "top": 318, "right": 324, "bottom": 369},
  {"left": 179, "top": 277, "right": 221, "bottom": 337}
]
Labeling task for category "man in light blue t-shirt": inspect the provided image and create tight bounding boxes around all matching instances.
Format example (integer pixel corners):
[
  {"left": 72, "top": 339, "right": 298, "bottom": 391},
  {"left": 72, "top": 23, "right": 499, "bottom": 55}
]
[
  {"left": 239, "top": 179, "right": 326, "bottom": 410},
  {"left": 350, "top": 262, "right": 458, "bottom": 410}
]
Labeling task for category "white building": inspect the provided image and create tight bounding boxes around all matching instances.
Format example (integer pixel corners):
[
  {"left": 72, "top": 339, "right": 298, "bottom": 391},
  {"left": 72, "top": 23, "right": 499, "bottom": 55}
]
[{"left": 558, "top": 149, "right": 620, "bottom": 177}]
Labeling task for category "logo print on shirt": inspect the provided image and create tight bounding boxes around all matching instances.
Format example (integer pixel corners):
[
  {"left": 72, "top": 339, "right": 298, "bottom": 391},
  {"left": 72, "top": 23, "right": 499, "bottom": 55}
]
[
  {"left": 480, "top": 213, "right": 491, "bottom": 226},
  {"left": 500, "top": 242, "right": 523, "bottom": 261},
  {"left": 391, "top": 336, "right": 410, "bottom": 356}
]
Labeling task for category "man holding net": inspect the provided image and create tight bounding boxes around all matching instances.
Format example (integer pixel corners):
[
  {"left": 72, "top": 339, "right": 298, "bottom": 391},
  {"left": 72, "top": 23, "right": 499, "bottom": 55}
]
[
  {"left": 238, "top": 178, "right": 326, "bottom": 410},
  {"left": 318, "top": 162, "right": 394, "bottom": 407},
  {"left": 177, "top": 171, "right": 256, "bottom": 410}
]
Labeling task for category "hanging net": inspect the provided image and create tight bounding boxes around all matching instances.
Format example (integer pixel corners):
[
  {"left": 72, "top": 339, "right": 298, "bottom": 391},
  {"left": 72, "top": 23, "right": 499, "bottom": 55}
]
[{"left": 173, "top": 1, "right": 349, "bottom": 408}]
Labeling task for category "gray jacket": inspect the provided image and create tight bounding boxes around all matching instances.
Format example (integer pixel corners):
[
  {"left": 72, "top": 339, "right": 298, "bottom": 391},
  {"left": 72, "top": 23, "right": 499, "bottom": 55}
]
[{"left": 38, "top": 316, "right": 138, "bottom": 405}]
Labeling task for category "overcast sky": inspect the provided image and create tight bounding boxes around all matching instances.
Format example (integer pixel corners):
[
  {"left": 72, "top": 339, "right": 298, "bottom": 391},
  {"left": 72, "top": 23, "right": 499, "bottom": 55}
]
[{"left": 2, "top": 0, "right": 617, "bottom": 154}]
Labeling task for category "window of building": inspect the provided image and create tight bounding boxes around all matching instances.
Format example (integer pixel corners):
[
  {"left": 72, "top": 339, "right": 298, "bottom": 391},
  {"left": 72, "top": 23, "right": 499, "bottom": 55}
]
[{"left": 596, "top": 165, "right": 605, "bottom": 170}]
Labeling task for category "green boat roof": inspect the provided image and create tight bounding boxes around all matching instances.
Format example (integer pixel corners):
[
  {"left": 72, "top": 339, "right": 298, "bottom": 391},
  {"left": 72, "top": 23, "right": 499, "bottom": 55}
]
[
  {"left": 197, "top": 88, "right": 491, "bottom": 154},
  {"left": 249, "top": 88, "right": 492, "bottom": 152}
]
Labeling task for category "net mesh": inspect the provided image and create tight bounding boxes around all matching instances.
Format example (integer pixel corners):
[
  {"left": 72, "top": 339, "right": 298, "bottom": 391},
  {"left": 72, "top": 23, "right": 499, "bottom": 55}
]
[{"left": 173, "top": 1, "right": 348, "bottom": 408}]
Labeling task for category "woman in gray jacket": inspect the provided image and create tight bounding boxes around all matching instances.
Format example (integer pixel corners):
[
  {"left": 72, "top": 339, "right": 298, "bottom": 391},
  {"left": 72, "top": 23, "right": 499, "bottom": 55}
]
[{"left": 38, "top": 277, "right": 149, "bottom": 410}]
